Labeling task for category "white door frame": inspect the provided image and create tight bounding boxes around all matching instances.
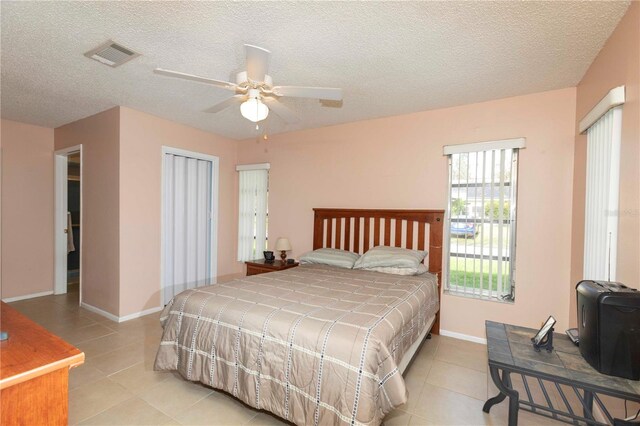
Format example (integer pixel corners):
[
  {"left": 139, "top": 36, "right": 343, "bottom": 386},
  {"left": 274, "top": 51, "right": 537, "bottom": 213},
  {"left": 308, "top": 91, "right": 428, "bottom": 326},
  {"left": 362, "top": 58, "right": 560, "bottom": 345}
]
[
  {"left": 54, "top": 145, "right": 82, "bottom": 301},
  {"left": 160, "top": 146, "right": 219, "bottom": 306}
]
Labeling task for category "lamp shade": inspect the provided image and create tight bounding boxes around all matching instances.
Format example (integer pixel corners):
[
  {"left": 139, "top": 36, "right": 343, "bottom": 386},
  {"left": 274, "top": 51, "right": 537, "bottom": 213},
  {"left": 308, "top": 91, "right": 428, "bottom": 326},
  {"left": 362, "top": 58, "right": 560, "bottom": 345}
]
[
  {"left": 275, "top": 238, "right": 292, "bottom": 251},
  {"left": 240, "top": 98, "right": 269, "bottom": 122}
]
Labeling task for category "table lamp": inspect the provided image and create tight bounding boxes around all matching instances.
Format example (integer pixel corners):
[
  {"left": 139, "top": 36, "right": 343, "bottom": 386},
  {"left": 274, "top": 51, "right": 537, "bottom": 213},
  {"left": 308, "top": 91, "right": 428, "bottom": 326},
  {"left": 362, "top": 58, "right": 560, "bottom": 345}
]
[{"left": 275, "top": 238, "right": 292, "bottom": 262}]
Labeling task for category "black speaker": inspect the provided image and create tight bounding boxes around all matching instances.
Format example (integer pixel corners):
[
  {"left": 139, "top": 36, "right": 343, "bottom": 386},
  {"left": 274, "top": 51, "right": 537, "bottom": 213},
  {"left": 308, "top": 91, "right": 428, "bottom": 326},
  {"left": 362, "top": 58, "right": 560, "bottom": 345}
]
[{"left": 576, "top": 280, "right": 640, "bottom": 380}]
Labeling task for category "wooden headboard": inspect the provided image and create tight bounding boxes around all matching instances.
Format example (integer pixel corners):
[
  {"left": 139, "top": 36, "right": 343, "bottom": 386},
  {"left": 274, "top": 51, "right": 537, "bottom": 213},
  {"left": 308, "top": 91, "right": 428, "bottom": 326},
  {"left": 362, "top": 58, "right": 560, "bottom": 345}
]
[{"left": 312, "top": 208, "right": 444, "bottom": 334}]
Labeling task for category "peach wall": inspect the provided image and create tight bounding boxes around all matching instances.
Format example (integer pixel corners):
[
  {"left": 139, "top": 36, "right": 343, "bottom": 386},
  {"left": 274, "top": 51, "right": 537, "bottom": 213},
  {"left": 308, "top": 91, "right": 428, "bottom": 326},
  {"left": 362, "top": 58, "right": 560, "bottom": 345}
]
[
  {"left": 118, "top": 107, "right": 241, "bottom": 317},
  {"left": 238, "top": 88, "right": 577, "bottom": 339},
  {"left": 54, "top": 108, "right": 121, "bottom": 315},
  {"left": 1, "top": 120, "right": 55, "bottom": 299},
  {"left": 570, "top": 3, "right": 640, "bottom": 325}
]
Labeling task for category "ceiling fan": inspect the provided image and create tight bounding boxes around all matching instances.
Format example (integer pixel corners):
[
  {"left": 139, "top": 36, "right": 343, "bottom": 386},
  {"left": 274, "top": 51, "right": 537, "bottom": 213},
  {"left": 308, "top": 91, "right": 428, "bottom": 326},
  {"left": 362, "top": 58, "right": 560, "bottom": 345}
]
[{"left": 154, "top": 44, "right": 343, "bottom": 124}]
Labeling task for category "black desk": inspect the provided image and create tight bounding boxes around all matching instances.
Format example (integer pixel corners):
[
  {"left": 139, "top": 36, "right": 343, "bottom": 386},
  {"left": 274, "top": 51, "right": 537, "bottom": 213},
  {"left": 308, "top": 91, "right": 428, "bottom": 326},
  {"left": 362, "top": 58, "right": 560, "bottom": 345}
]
[{"left": 484, "top": 321, "right": 640, "bottom": 425}]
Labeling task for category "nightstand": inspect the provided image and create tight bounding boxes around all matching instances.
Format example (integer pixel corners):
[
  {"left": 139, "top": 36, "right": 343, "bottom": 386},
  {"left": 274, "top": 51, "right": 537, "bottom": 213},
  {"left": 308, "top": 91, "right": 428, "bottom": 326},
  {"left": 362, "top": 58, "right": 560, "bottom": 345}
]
[{"left": 245, "top": 259, "right": 299, "bottom": 276}]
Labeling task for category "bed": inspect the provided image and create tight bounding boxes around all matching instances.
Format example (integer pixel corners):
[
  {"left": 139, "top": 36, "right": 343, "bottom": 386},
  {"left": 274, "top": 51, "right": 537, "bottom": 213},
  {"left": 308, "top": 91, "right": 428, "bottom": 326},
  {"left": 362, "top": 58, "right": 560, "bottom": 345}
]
[{"left": 155, "top": 208, "right": 444, "bottom": 425}]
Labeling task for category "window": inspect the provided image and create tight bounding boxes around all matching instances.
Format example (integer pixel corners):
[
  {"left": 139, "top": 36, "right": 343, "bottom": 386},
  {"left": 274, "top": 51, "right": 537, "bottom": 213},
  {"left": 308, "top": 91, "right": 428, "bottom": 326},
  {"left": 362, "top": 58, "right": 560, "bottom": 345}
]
[
  {"left": 237, "top": 163, "right": 269, "bottom": 261},
  {"left": 443, "top": 139, "right": 524, "bottom": 301}
]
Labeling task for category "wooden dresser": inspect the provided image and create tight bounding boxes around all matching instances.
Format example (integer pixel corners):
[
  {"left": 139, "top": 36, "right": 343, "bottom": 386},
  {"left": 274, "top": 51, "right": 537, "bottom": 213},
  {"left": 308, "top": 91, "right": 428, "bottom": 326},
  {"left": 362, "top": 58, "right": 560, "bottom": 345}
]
[{"left": 0, "top": 302, "right": 84, "bottom": 426}]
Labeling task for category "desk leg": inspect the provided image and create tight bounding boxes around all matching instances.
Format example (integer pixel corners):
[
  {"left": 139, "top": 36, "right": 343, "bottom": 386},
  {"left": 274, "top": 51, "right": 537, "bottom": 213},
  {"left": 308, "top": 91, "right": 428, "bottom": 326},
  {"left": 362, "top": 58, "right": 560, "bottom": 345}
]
[
  {"left": 483, "top": 366, "right": 519, "bottom": 426},
  {"left": 583, "top": 390, "right": 594, "bottom": 422}
]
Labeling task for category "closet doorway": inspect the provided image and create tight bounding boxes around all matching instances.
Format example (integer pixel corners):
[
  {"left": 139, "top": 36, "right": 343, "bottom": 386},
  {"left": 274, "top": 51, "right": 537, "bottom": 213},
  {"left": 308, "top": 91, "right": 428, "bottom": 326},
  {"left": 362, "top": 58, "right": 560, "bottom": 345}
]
[
  {"left": 161, "top": 147, "right": 219, "bottom": 306},
  {"left": 54, "top": 145, "right": 82, "bottom": 301}
]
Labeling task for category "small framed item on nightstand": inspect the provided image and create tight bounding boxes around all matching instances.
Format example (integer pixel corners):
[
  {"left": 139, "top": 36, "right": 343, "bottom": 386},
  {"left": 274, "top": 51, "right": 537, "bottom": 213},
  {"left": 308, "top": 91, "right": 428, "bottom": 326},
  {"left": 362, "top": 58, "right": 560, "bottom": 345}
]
[{"left": 263, "top": 251, "right": 275, "bottom": 263}]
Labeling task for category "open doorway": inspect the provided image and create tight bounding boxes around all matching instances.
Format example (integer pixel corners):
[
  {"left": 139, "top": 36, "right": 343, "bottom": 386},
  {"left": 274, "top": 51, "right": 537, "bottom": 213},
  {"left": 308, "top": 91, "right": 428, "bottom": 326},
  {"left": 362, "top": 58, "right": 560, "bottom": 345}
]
[
  {"left": 67, "top": 153, "right": 81, "bottom": 293},
  {"left": 54, "top": 145, "right": 82, "bottom": 303}
]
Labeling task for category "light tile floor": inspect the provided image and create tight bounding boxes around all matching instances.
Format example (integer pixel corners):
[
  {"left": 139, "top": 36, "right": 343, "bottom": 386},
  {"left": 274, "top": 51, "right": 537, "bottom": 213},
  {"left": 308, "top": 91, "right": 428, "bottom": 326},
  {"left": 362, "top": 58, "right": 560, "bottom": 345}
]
[{"left": 9, "top": 289, "right": 566, "bottom": 426}]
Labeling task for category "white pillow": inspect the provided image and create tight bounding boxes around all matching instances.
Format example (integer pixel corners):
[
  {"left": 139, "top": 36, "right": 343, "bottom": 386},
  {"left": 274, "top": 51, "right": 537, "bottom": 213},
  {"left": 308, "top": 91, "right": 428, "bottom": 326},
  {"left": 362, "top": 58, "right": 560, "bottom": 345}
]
[
  {"left": 353, "top": 246, "right": 428, "bottom": 271},
  {"left": 363, "top": 263, "right": 429, "bottom": 276},
  {"left": 299, "top": 248, "right": 360, "bottom": 269}
]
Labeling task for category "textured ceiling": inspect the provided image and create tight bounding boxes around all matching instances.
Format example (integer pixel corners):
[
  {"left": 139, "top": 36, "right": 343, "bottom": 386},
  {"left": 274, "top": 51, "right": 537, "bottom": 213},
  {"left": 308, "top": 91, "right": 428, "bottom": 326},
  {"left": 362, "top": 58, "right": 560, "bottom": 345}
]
[{"left": 0, "top": 1, "right": 630, "bottom": 140}]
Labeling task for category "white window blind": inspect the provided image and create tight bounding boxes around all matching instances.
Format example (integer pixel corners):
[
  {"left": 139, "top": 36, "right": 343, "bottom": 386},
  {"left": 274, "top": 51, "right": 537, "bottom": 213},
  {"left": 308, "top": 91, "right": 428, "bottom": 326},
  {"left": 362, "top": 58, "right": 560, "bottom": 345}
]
[
  {"left": 237, "top": 165, "right": 269, "bottom": 261},
  {"left": 443, "top": 139, "right": 523, "bottom": 301},
  {"left": 583, "top": 106, "right": 622, "bottom": 281}
]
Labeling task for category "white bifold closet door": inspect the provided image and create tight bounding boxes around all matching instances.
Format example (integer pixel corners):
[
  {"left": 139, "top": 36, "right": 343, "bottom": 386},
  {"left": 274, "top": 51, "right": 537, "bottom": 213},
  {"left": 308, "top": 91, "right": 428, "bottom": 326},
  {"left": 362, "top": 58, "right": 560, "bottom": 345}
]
[{"left": 163, "top": 153, "right": 213, "bottom": 305}]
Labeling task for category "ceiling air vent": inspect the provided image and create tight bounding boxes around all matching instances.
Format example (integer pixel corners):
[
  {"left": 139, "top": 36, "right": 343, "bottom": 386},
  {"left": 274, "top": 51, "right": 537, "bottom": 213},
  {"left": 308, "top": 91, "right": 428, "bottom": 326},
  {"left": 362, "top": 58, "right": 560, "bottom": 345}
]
[{"left": 84, "top": 40, "right": 140, "bottom": 68}]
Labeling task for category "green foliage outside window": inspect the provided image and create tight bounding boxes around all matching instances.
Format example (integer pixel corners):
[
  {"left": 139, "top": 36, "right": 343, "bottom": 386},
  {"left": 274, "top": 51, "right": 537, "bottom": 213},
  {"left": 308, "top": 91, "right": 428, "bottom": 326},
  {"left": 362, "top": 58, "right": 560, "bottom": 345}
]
[
  {"left": 451, "top": 198, "right": 467, "bottom": 216},
  {"left": 484, "top": 200, "right": 510, "bottom": 219}
]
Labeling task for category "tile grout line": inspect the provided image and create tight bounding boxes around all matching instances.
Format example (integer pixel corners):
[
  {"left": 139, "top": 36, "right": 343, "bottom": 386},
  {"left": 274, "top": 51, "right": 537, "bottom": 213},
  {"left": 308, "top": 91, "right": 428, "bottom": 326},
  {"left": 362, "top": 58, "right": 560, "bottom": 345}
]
[
  {"left": 242, "top": 412, "right": 260, "bottom": 425},
  {"left": 73, "top": 330, "right": 118, "bottom": 346},
  {"left": 70, "top": 378, "right": 134, "bottom": 425},
  {"left": 77, "top": 332, "right": 139, "bottom": 359},
  {"left": 431, "top": 358, "right": 487, "bottom": 375},
  {"left": 155, "top": 386, "right": 216, "bottom": 424},
  {"left": 105, "top": 359, "right": 149, "bottom": 379}
]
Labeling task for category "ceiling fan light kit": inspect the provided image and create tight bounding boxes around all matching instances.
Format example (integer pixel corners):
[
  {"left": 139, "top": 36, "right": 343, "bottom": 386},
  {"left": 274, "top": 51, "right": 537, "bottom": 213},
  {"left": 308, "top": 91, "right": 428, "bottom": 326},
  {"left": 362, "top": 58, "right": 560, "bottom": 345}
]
[
  {"left": 240, "top": 89, "right": 269, "bottom": 122},
  {"left": 154, "top": 44, "right": 343, "bottom": 124}
]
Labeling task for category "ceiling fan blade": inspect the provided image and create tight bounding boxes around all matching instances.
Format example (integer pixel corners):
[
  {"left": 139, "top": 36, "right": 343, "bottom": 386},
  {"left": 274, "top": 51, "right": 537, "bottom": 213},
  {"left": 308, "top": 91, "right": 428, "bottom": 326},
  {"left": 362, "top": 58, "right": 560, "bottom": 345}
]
[
  {"left": 154, "top": 68, "right": 237, "bottom": 91},
  {"left": 272, "top": 86, "right": 343, "bottom": 101},
  {"left": 244, "top": 44, "right": 270, "bottom": 82},
  {"left": 263, "top": 98, "right": 299, "bottom": 124},
  {"left": 203, "top": 95, "right": 245, "bottom": 113}
]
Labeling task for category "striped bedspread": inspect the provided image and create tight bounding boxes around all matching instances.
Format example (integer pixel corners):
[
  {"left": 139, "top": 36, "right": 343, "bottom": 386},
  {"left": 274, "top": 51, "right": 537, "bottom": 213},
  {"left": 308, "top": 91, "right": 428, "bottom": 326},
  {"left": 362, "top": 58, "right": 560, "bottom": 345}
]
[{"left": 154, "top": 264, "right": 439, "bottom": 425}]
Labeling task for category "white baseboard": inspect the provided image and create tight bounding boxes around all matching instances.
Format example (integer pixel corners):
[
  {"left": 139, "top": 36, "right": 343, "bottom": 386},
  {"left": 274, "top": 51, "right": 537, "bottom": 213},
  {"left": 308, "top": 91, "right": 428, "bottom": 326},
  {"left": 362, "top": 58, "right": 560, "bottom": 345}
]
[
  {"left": 2, "top": 290, "right": 54, "bottom": 303},
  {"left": 440, "top": 329, "right": 487, "bottom": 345},
  {"left": 80, "top": 302, "right": 162, "bottom": 323},
  {"left": 118, "top": 306, "right": 163, "bottom": 322},
  {"left": 81, "top": 302, "right": 120, "bottom": 322}
]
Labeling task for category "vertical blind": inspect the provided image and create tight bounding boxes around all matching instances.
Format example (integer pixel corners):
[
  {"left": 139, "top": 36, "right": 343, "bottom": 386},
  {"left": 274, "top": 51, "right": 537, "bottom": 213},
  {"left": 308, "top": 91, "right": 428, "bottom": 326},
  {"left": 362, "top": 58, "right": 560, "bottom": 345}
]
[
  {"left": 584, "top": 106, "right": 622, "bottom": 281},
  {"left": 443, "top": 139, "right": 523, "bottom": 301},
  {"left": 163, "top": 153, "right": 213, "bottom": 305},
  {"left": 237, "top": 168, "right": 268, "bottom": 261}
]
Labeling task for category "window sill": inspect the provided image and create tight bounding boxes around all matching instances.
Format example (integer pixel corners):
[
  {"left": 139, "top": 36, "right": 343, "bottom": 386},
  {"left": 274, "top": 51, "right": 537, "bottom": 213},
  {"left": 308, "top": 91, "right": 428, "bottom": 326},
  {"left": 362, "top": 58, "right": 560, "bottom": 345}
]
[{"left": 443, "top": 289, "right": 515, "bottom": 304}]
